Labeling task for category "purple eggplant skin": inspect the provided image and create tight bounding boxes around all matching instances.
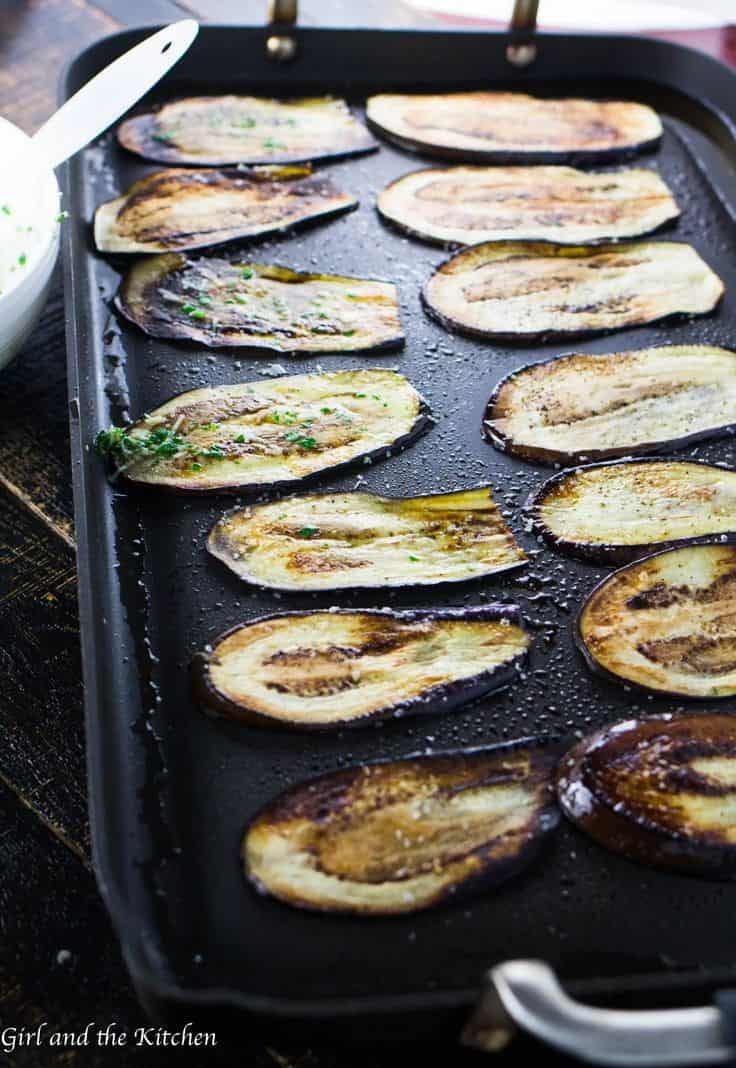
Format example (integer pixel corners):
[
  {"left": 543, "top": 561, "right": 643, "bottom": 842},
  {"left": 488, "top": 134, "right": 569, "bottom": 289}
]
[
  {"left": 526, "top": 458, "right": 736, "bottom": 566},
  {"left": 243, "top": 734, "right": 565, "bottom": 915},
  {"left": 99, "top": 395, "right": 434, "bottom": 497},
  {"left": 193, "top": 604, "right": 530, "bottom": 732},
  {"left": 573, "top": 541, "right": 736, "bottom": 701},
  {"left": 483, "top": 357, "right": 736, "bottom": 466},
  {"left": 557, "top": 714, "right": 736, "bottom": 878}
]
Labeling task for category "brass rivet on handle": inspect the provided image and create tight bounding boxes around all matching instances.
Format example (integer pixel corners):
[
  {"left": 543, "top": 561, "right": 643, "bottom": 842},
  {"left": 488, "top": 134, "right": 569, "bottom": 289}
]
[
  {"left": 506, "top": 42, "right": 537, "bottom": 67},
  {"left": 266, "top": 34, "right": 297, "bottom": 61}
]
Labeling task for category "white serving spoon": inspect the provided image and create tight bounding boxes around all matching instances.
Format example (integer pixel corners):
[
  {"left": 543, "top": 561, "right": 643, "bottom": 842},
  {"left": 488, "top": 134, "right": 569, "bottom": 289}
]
[{"left": 33, "top": 19, "right": 199, "bottom": 169}]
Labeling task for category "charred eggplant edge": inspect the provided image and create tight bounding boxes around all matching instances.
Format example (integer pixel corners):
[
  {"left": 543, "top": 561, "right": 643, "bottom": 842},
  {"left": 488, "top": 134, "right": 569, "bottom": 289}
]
[
  {"left": 365, "top": 115, "right": 662, "bottom": 167},
  {"left": 483, "top": 353, "right": 736, "bottom": 465},
  {"left": 243, "top": 733, "right": 563, "bottom": 913},
  {"left": 557, "top": 714, "right": 736, "bottom": 878},
  {"left": 114, "top": 254, "right": 405, "bottom": 354},
  {"left": 574, "top": 541, "right": 736, "bottom": 701},
  {"left": 527, "top": 458, "right": 736, "bottom": 565},
  {"left": 118, "top": 109, "right": 379, "bottom": 167},
  {"left": 193, "top": 604, "right": 530, "bottom": 731},
  {"left": 105, "top": 388, "right": 433, "bottom": 497},
  {"left": 207, "top": 483, "right": 528, "bottom": 590},
  {"left": 422, "top": 238, "right": 723, "bottom": 346}
]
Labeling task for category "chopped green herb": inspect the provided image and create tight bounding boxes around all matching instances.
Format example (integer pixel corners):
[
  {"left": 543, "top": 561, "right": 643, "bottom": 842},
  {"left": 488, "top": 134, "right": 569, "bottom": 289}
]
[
  {"left": 353, "top": 392, "right": 366, "bottom": 398},
  {"left": 152, "top": 131, "right": 175, "bottom": 144},
  {"left": 408, "top": 555, "right": 420, "bottom": 562},
  {"left": 285, "top": 431, "right": 317, "bottom": 449},
  {"left": 191, "top": 462, "right": 202, "bottom": 472},
  {"left": 320, "top": 407, "right": 332, "bottom": 415},
  {"left": 262, "top": 138, "right": 287, "bottom": 150},
  {"left": 241, "top": 267, "right": 253, "bottom": 280},
  {"left": 56, "top": 210, "right": 69, "bottom": 222},
  {"left": 235, "top": 434, "right": 246, "bottom": 444},
  {"left": 297, "top": 527, "right": 319, "bottom": 539},
  {"left": 235, "top": 117, "right": 256, "bottom": 128},
  {"left": 1, "top": 204, "right": 10, "bottom": 216},
  {"left": 17, "top": 253, "right": 26, "bottom": 266},
  {"left": 343, "top": 329, "right": 356, "bottom": 337}
]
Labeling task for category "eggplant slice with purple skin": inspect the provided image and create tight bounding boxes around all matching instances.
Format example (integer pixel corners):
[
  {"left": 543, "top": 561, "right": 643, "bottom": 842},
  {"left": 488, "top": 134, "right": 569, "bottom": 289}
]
[
  {"left": 557, "top": 714, "right": 736, "bottom": 878},
  {"left": 485, "top": 345, "right": 736, "bottom": 466},
  {"left": 577, "top": 542, "right": 736, "bottom": 699},
  {"left": 423, "top": 241, "right": 723, "bottom": 343},
  {"left": 93, "top": 368, "right": 431, "bottom": 494},
  {"left": 243, "top": 737, "right": 561, "bottom": 916},
  {"left": 207, "top": 486, "right": 526, "bottom": 592},
  {"left": 365, "top": 92, "right": 662, "bottom": 164},
  {"left": 116, "top": 253, "right": 404, "bottom": 354},
  {"left": 94, "top": 166, "right": 357, "bottom": 254},
  {"left": 118, "top": 95, "right": 377, "bottom": 166},
  {"left": 193, "top": 605, "right": 530, "bottom": 730},
  {"left": 530, "top": 459, "right": 736, "bottom": 566},
  {"left": 377, "top": 166, "right": 679, "bottom": 247}
]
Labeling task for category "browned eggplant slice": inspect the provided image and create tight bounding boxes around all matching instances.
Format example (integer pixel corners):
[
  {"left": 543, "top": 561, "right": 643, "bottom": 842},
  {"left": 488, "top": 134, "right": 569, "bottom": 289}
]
[
  {"left": 378, "top": 166, "right": 679, "bottom": 247},
  {"left": 118, "top": 95, "right": 376, "bottom": 166},
  {"left": 485, "top": 345, "right": 736, "bottom": 466},
  {"left": 116, "top": 253, "right": 404, "bottom": 353},
  {"left": 557, "top": 714, "right": 736, "bottom": 877},
  {"left": 577, "top": 543, "right": 736, "bottom": 699},
  {"left": 243, "top": 737, "right": 560, "bottom": 915},
  {"left": 94, "top": 368, "right": 430, "bottom": 493},
  {"left": 366, "top": 92, "right": 662, "bottom": 164},
  {"left": 530, "top": 460, "right": 736, "bottom": 565},
  {"left": 423, "top": 241, "right": 723, "bottom": 343},
  {"left": 208, "top": 486, "right": 526, "bottom": 591},
  {"left": 94, "top": 166, "right": 357, "bottom": 254},
  {"left": 194, "top": 606, "right": 530, "bottom": 730}
]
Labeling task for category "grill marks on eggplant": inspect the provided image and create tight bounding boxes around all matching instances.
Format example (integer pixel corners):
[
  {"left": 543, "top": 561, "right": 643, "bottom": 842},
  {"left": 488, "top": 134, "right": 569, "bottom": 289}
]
[
  {"left": 577, "top": 544, "right": 736, "bottom": 698},
  {"left": 243, "top": 738, "right": 559, "bottom": 913},
  {"left": 557, "top": 714, "right": 736, "bottom": 877},
  {"left": 531, "top": 460, "right": 736, "bottom": 564},
  {"left": 365, "top": 92, "right": 662, "bottom": 163},
  {"left": 95, "top": 369, "right": 430, "bottom": 493},
  {"left": 117, "top": 253, "right": 404, "bottom": 354},
  {"left": 94, "top": 166, "right": 357, "bottom": 254},
  {"left": 118, "top": 95, "right": 377, "bottom": 166},
  {"left": 378, "top": 166, "right": 679, "bottom": 246},
  {"left": 423, "top": 241, "right": 723, "bottom": 342},
  {"left": 207, "top": 487, "right": 526, "bottom": 591},
  {"left": 485, "top": 346, "right": 736, "bottom": 465},
  {"left": 194, "top": 607, "right": 530, "bottom": 729}
]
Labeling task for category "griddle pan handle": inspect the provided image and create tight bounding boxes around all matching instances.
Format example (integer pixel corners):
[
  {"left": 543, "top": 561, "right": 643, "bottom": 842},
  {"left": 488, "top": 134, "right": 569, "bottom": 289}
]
[
  {"left": 462, "top": 960, "right": 736, "bottom": 1065},
  {"left": 508, "top": 0, "right": 539, "bottom": 66}
]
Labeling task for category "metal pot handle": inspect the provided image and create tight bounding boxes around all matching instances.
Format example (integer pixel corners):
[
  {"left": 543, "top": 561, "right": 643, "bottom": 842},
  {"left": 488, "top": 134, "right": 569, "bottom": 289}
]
[
  {"left": 461, "top": 960, "right": 736, "bottom": 1065},
  {"left": 508, "top": 0, "right": 539, "bottom": 66}
]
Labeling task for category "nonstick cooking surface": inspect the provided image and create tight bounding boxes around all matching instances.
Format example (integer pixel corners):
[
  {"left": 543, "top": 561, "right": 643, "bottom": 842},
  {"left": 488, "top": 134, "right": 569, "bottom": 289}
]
[{"left": 67, "top": 62, "right": 736, "bottom": 1011}]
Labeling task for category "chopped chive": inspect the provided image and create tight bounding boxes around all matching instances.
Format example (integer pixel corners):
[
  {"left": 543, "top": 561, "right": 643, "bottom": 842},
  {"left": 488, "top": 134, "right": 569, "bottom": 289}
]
[
  {"left": 1, "top": 204, "right": 11, "bottom": 215},
  {"left": 297, "top": 526, "right": 319, "bottom": 539},
  {"left": 17, "top": 253, "right": 26, "bottom": 266},
  {"left": 241, "top": 267, "right": 253, "bottom": 279}
]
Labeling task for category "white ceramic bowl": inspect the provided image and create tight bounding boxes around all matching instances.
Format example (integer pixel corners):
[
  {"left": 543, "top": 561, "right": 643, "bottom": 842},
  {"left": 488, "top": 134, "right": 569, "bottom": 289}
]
[{"left": 0, "top": 118, "right": 60, "bottom": 372}]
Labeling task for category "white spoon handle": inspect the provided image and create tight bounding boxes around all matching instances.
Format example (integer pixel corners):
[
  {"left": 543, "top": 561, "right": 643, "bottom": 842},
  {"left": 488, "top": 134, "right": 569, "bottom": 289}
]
[{"left": 33, "top": 19, "right": 198, "bottom": 170}]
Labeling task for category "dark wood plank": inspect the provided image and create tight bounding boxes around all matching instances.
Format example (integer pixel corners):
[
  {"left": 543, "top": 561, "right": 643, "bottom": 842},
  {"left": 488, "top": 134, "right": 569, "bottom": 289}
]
[
  {"left": 0, "top": 0, "right": 119, "bottom": 133},
  {"left": 0, "top": 474, "right": 87, "bottom": 858}
]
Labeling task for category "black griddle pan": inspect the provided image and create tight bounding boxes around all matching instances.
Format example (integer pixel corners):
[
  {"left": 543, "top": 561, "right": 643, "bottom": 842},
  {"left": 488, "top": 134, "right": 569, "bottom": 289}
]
[{"left": 61, "top": 16, "right": 736, "bottom": 1051}]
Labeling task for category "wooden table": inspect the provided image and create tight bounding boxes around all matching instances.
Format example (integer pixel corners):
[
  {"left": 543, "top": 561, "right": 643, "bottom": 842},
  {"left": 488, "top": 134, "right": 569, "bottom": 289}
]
[{"left": 0, "top": 3, "right": 732, "bottom": 1065}]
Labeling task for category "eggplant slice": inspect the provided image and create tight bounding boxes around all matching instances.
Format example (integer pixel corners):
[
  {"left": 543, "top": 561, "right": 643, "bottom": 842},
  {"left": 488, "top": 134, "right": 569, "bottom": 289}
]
[
  {"left": 118, "top": 95, "right": 376, "bottom": 166},
  {"left": 194, "top": 606, "right": 530, "bottom": 730},
  {"left": 577, "top": 543, "right": 736, "bottom": 699},
  {"left": 243, "top": 737, "right": 560, "bottom": 915},
  {"left": 365, "top": 92, "right": 662, "bottom": 164},
  {"left": 378, "top": 166, "right": 679, "bottom": 247},
  {"left": 558, "top": 714, "right": 736, "bottom": 877},
  {"left": 208, "top": 486, "right": 526, "bottom": 591},
  {"left": 531, "top": 460, "right": 736, "bottom": 565},
  {"left": 423, "top": 241, "right": 723, "bottom": 343},
  {"left": 94, "top": 369, "right": 430, "bottom": 493},
  {"left": 94, "top": 166, "right": 357, "bottom": 254},
  {"left": 116, "top": 253, "right": 404, "bottom": 354},
  {"left": 485, "top": 345, "right": 736, "bottom": 466}
]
